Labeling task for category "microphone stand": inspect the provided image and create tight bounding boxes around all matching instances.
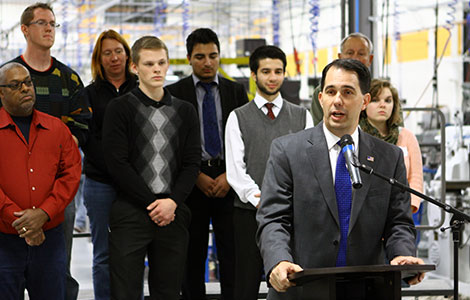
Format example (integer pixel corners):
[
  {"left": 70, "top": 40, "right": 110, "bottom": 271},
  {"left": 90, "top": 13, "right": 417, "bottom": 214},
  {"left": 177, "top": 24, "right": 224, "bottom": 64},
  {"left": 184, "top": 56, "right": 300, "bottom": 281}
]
[{"left": 353, "top": 157, "right": 470, "bottom": 300}]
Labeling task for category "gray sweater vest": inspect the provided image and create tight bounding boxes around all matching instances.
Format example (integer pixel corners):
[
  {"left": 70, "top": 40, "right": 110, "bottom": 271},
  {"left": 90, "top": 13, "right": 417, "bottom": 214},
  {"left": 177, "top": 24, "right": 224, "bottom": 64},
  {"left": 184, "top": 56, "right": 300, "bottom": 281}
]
[{"left": 234, "top": 99, "right": 307, "bottom": 210}]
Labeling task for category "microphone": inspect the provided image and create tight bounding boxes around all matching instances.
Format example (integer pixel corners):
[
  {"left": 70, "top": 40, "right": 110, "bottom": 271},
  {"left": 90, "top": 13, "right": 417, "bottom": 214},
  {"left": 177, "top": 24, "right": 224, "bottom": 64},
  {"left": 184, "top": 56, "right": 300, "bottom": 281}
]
[{"left": 339, "top": 134, "right": 362, "bottom": 189}]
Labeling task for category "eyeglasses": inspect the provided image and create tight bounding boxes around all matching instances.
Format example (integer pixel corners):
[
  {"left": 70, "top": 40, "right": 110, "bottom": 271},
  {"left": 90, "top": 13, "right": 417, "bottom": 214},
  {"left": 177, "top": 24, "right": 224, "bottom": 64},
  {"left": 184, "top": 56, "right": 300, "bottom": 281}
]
[
  {"left": 28, "top": 20, "right": 60, "bottom": 28},
  {"left": 0, "top": 79, "right": 34, "bottom": 90}
]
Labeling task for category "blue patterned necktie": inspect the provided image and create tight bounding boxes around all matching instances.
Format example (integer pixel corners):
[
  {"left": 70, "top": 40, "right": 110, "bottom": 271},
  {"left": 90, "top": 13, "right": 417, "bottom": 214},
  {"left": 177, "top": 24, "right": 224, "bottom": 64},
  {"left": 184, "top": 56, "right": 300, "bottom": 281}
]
[
  {"left": 335, "top": 144, "right": 352, "bottom": 267},
  {"left": 200, "top": 82, "right": 221, "bottom": 157}
]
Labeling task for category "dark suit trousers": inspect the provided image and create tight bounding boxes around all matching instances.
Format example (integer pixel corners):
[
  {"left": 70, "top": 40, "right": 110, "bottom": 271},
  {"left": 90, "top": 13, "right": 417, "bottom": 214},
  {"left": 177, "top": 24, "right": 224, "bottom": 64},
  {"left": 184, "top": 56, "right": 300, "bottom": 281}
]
[
  {"left": 109, "top": 199, "right": 190, "bottom": 300},
  {"left": 233, "top": 207, "right": 264, "bottom": 300},
  {"left": 182, "top": 163, "right": 235, "bottom": 300}
]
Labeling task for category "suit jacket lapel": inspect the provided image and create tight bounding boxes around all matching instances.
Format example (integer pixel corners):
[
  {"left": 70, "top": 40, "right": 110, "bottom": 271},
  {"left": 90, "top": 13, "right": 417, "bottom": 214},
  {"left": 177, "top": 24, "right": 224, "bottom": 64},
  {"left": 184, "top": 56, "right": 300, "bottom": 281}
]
[
  {"left": 217, "top": 76, "right": 231, "bottom": 126},
  {"left": 184, "top": 76, "right": 199, "bottom": 116},
  {"left": 349, "top": 130, "right": 374, "bottom": 232},
  {"left": 306, "top": 124, "right": 339, "bottom": 227}
]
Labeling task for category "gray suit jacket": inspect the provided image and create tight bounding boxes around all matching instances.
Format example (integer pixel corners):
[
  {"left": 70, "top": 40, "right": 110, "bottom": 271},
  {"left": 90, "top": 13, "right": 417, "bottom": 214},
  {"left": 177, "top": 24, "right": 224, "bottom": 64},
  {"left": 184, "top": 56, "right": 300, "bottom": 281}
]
[{"left": 256, "top": 123, "right": 416, "bottom": 300}]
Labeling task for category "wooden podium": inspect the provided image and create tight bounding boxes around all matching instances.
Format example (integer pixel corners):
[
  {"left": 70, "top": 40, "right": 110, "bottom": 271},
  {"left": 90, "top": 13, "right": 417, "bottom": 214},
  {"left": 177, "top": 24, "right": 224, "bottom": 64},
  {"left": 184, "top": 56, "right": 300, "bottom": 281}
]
[{"left": 288, "top": 264, "right": 435, "bottom": 300}]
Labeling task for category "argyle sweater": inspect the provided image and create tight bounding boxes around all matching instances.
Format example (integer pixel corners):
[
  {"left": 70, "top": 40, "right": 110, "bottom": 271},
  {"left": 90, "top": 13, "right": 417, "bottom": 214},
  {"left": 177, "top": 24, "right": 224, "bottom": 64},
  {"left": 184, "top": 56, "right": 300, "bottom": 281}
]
[{"left": 102, "top": 87, "right": 201, "bottom": 209}]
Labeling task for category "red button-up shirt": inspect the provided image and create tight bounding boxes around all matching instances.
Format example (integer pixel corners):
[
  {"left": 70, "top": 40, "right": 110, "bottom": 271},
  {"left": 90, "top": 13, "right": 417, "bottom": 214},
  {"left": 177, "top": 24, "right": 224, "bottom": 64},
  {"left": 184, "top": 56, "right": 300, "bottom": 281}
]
[{"left": 0, "top": 108, "right": 81, "bottom": 234}]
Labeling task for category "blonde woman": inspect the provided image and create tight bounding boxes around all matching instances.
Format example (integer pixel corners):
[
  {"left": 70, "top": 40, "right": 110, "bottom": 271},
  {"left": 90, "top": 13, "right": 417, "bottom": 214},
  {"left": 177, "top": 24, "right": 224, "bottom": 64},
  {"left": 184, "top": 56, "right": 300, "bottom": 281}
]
[{"left": 81, "top": 29, "right": 137, "bottom": 300}]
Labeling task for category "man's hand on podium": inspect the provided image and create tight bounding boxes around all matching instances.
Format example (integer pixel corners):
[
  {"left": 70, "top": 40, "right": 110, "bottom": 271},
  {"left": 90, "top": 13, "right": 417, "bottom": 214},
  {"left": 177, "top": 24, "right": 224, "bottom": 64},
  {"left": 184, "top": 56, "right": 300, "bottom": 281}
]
[
  {"left": 270, "top": 261, "right": 303, "bottom": 292},
  {"left": 390, "top": 255, "right": 425, "bottom": 285}
]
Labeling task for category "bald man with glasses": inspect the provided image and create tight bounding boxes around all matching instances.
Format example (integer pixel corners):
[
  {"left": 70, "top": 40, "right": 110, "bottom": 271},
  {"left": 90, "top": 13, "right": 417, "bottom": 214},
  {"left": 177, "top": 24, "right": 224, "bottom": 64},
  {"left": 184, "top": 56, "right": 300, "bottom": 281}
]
[
  {"left": 0, "top": 62, "right": 81, "bottom": 300},
  {"left": 1, "top": 3, "right": 92, "bottom": 299}
]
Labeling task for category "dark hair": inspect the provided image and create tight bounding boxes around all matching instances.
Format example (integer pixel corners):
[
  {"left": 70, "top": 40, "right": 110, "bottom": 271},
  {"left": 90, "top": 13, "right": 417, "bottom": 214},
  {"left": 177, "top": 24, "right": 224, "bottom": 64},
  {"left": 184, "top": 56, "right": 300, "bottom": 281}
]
[
  {"left": 91, "top": 29, "right": 131, "bottom": 81},
  {"left": 249, "top": 45, "right": 286, "bottom": 73},
  {"left": 21, "top": 2, "right": 54, "bottom": 26},
  {"left": 369, "top": 79, "right": 402, "bottom": 127},
  {"left": 320, "top": 59, "right": 371, "bottom": 95},
  {"left": 186, "top": 28, "right": 220, "bottom": 56},
  {"left": 131, "top": 36, "right": 169, "bottom": 65}
]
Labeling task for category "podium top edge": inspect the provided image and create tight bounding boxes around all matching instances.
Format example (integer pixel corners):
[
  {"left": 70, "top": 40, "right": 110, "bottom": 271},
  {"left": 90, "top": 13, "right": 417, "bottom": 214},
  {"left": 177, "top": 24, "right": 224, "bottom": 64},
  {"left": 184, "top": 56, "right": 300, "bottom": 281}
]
[{"left": 288, "top": 264, "right": 435, "bottom": 282}]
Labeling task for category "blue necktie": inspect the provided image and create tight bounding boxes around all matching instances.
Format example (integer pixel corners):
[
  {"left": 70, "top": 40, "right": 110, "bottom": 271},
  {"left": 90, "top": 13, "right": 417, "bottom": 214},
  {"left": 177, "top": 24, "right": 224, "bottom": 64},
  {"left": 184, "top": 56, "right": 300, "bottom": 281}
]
[
  {"left": 200, "top": 82, "right": 221, "bottom": 157},
  {"left": 335, "top": 144, "right": 352, "bottom": 267}
]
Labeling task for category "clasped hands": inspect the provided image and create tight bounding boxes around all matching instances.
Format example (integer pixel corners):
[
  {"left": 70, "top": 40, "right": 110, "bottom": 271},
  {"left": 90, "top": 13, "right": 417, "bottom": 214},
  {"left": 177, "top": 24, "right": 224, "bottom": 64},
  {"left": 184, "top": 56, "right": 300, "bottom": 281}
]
[
  {"left": 12, "top": 207, "right": 49, "bottom": 246},
  {"left": 147, "top": 198, "right": 177, "bottom": 227},
  {"left": 196, "top": 172, "right": 230, "bottom": 198},
  {"left": 270, "top": 256, "right": 425, "bottom": 293}
]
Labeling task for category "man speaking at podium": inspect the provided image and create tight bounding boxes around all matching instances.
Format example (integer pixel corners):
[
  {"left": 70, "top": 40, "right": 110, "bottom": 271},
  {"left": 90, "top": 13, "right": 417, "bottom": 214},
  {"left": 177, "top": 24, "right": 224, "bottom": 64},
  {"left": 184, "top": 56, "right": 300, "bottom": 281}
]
[{"left": 256, "top": 59, "right": 424, "bottom": 299}]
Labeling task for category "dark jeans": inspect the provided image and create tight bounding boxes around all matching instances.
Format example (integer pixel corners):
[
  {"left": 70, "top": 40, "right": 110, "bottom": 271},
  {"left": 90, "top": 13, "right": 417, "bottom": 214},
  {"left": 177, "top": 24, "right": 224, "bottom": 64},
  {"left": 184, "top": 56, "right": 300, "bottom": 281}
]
[
  {"left": 0, "top": 225, "right": 66, "bottom": 300},
  {"left": 109, "top": 199, "right": 190, "bottom": 300},
  {"left": 84, "top": 177, "right": 116, "bottom": 300}
]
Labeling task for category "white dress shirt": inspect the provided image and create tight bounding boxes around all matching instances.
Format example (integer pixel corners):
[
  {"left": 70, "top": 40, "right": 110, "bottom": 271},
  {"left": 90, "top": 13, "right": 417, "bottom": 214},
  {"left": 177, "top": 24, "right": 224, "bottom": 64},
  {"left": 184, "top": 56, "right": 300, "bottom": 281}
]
[
  {"left": 225, "top": 92, "right": 314, "bottom": 208},
  {"left": 322, "top": 123, "right": 359, "bottom": 183}
]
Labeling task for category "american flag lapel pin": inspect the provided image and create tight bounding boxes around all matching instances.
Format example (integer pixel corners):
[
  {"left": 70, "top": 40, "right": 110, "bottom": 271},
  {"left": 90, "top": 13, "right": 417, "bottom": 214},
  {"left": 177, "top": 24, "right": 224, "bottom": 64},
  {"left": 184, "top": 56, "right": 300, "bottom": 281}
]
[{"left": 367, "top": 156, "right": 374, "bottom": 162}]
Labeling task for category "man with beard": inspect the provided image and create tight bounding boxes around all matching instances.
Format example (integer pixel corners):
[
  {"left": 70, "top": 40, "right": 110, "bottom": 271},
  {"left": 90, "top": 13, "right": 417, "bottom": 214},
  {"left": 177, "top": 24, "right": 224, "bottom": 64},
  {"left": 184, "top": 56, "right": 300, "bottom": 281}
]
[
  {"left": 0, "top": 62, "right": 81, "bottom": 299},
  {"left": 225, "top": 45, "right": 313, "bottom": 300}
]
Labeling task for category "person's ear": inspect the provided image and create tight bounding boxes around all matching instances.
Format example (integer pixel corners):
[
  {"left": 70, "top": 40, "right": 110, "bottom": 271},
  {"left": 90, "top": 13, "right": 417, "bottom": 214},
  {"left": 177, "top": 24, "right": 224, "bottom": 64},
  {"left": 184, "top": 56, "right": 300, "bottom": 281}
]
[
  {"left": 20, "top": 24, "right": 28, "bottom": 39},
  {"left": 131, "top": 62, "right": 138, "bottom": 75},
  {"left": 362, "top": 93, "right": 371, "bottom": 110},
  {"left": 368, "top": 54, "right": 374, "bottom": 67},
  {"left": 251, "top": 71, "right": 257, "bottom": 82}
]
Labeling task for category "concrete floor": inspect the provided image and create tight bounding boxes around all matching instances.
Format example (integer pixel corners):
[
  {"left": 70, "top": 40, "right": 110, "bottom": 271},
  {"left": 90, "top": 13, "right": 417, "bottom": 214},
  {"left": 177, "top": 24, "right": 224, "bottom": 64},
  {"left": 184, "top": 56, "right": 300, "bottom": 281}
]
[
  {"left": 71, "top": 236, "right": 95, "bottom": 300},
  {"left": 23, "top": 234, "right": 470, "bottom": 299},
  {"left": 69, "top": 236, "right": 469, "bottom": 300}
]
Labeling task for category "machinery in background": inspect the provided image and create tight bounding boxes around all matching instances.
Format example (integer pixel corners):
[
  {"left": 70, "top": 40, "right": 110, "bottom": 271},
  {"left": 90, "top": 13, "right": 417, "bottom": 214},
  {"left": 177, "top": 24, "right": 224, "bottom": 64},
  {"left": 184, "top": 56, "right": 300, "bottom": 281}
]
[{"left": 419, "top": 111, "right": 470, "bottom": 283}]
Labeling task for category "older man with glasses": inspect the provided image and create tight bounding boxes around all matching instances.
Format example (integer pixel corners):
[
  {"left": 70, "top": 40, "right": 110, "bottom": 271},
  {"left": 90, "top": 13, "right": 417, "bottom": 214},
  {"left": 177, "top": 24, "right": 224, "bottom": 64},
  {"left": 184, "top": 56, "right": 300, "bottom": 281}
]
[
  {"left": 2, "top": 3, "right": 92, "bottom": 299},
  {"left": 0, "top": 62, "right": 81, "bottom": 300}
]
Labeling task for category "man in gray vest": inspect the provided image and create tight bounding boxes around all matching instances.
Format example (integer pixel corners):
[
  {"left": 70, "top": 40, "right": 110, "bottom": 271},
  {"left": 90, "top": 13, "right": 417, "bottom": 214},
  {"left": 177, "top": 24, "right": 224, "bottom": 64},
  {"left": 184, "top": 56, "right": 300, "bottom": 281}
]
[{"left": 225, "top": 45, "right": 313, "bottom": 300}]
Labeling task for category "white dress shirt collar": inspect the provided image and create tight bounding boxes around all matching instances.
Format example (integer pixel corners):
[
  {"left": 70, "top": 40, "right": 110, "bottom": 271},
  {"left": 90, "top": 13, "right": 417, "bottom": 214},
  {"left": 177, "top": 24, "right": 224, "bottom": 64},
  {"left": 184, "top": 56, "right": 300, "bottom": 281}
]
[
  {"left": 323, "top": 123, "right": 359, "bottom": 153},
  {"left": 253, "top": 92, "right": 283, "bottom": 110}
]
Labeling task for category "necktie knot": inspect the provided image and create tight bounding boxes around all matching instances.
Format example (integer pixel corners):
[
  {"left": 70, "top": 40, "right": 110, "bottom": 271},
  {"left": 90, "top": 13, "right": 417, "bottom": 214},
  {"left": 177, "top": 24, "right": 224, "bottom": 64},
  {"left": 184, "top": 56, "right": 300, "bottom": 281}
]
[
  {"left": 199, "top": 82, "right": 215, "bottom": 94},
  {"left": 265, "top": 103, "right": 275, "bottom": 120}
]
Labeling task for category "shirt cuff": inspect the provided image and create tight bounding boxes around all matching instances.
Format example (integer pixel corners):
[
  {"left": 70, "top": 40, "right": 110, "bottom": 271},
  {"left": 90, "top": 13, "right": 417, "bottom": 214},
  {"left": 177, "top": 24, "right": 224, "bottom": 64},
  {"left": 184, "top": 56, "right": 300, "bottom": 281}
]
[{"left": 247, "top": 190, "right": 261, "bottom": 208}]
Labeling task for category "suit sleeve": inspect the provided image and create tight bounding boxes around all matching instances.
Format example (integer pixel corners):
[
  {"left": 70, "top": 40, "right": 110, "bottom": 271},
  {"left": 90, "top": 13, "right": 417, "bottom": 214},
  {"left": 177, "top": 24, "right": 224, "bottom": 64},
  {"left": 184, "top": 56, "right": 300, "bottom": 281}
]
[
  {"left": 168, "top": 104, "right": 201, "bottom": 205},
  {"left": 383, "top": 148, "right": 417, "bottom": 260},
  {"left": 256, "top": 138, "right": 295, "bottom": 277}
]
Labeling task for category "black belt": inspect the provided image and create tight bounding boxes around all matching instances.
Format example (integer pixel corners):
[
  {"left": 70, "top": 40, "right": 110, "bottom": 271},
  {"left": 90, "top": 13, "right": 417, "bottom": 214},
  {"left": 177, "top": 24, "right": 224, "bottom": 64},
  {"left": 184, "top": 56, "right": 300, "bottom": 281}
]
[{"left": 201, "top": 158, "right": 224, "bottom": 167}]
